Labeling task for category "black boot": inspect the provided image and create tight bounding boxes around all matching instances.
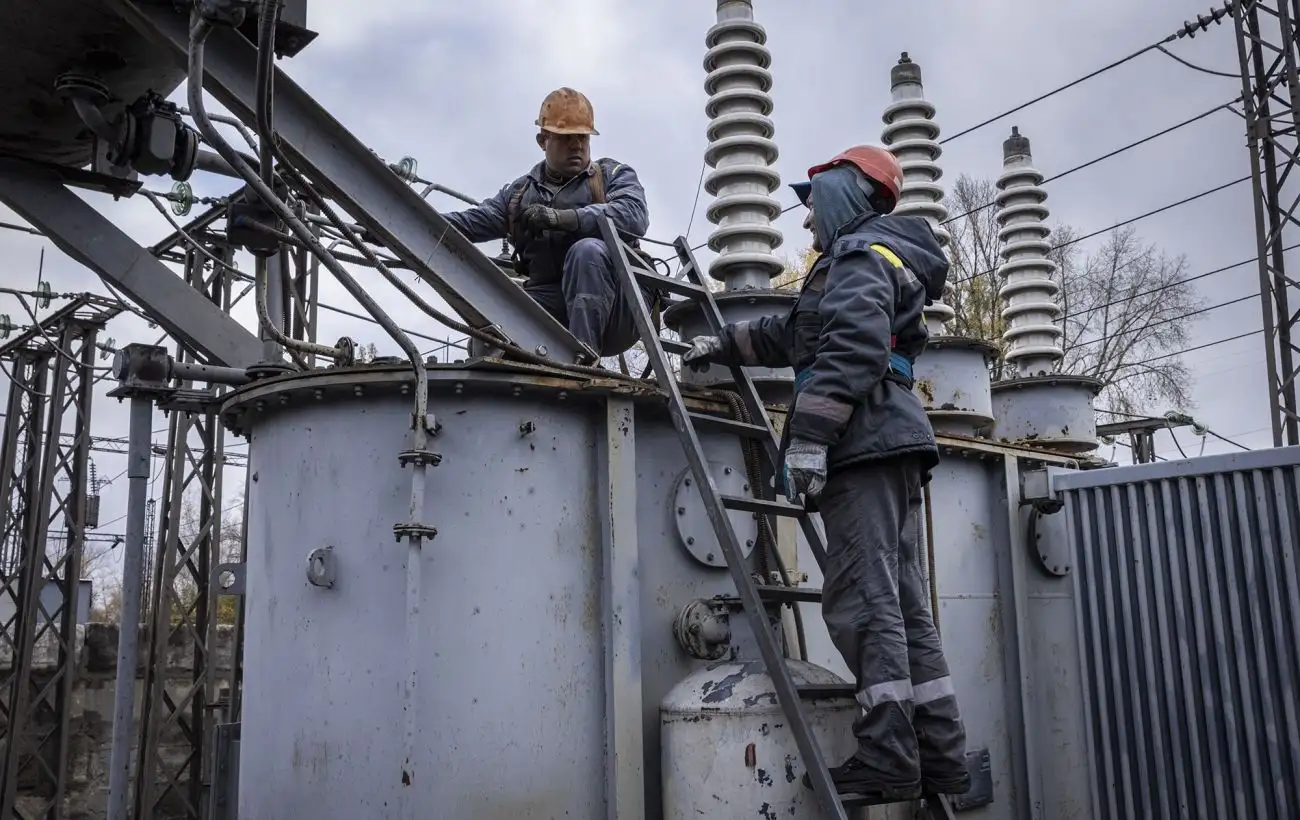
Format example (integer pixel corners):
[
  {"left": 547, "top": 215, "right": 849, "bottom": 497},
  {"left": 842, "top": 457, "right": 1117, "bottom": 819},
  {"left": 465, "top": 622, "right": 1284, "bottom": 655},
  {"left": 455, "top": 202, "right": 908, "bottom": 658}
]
[
  {"left": 921, "top": 768, "right": 971, "bottom": 796},
  {"left": 803, "top": 755, "right": 922, "bottom": 803}
]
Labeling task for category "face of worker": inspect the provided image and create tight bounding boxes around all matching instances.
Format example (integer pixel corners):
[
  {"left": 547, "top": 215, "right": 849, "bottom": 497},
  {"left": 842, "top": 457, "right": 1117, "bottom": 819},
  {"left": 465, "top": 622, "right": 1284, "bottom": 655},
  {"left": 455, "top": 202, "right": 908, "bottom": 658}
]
[
  {"left": 537, "top": 131, "right": 591, "bottom": 178},
  {"left": 804, "top": 205, "right": 822, "bottom": 253}
]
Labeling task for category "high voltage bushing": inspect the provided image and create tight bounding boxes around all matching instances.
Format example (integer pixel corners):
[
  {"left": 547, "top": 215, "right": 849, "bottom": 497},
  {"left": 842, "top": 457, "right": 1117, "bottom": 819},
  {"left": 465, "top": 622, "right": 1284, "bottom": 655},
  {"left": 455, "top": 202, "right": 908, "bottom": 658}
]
[
  {"left": 883, "top": 52, "right": 997, "bottom": 437},
  {"left": 665, "top": 0, "right": 795, "bottom": 404},
  {"left": 990, "top": 127, "right": 1101, "bottom": 453},
  {"left": 995, "top": 126, "right": 1063, "bottom": 376},
  {"left": 701, "top": 0, "right": 784, "bottom": 290},
  {"left": 881, "top": 52, "right": 955, "bottom": 332}
]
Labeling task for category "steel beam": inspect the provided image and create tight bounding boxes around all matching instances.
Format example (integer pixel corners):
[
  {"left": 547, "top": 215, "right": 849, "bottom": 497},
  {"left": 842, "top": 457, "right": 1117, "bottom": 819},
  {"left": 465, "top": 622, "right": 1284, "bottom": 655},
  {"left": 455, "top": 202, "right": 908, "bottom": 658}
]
[
  {"left": 598, "top": 397, "right": 645, "bottom": 820},
  {"left": 112, "top": 0, "right": 591, "bottom": 365},
  {"left": 0, "top": 160, "right": 264, "bottom": 369}
]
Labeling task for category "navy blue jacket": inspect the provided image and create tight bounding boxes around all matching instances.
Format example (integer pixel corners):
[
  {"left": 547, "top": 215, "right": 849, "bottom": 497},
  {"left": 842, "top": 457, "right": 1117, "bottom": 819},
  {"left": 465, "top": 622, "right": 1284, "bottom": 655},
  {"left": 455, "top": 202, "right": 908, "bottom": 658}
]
[
  {"left": 443, "top": 159, "right": 649, "bottom": 286},
  {"left": 713, "top": 212, "right": 949, "bottom": 472}
]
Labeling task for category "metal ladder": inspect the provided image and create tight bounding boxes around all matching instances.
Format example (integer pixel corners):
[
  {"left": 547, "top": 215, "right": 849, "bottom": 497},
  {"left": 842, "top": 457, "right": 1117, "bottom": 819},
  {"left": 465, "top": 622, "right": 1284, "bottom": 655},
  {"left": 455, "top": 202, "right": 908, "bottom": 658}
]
[{"left": 597, "top": 217, "right": 958, "bottom": 820}]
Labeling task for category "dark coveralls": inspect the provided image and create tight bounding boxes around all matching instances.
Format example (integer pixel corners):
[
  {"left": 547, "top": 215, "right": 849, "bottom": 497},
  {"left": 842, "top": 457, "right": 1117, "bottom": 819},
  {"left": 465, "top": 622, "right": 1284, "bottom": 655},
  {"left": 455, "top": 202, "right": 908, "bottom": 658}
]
[
  {"left": 708, "top": 208, "right": 969, "bottom": 792},
  {"left": 443, "top": 158, "right": 651, "bottom": 357}
]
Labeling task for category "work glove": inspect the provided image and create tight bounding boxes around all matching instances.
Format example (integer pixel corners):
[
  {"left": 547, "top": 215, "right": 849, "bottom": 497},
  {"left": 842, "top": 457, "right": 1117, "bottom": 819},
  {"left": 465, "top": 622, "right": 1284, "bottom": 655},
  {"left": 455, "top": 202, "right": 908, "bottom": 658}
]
[
  {"left": 782, "top": 438, "right": 827, "bottom": 503},
  {"left": 682, "top": 335, "right": 724, "bottom": 373},
  {"left": 520, "top": 204, "right": 580, "bottom": 235}
]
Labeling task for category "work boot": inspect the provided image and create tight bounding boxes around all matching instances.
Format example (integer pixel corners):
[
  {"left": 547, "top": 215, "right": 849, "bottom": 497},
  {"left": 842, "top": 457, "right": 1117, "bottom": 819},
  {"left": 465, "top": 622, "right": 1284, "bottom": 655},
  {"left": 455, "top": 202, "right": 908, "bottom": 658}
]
[
  {"left": 802, "top": 755, "right": 922, "bottom": 803},
  {"left": 921, "top": 767, "right": 971, "bottom": 796}
]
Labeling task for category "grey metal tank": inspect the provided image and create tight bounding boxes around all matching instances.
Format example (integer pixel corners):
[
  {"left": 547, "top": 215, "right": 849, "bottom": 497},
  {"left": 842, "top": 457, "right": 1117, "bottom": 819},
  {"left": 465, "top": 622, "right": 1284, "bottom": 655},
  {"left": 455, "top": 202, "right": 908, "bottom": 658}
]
[
  {"left": 661, "top": 659, "right": 858, "bottom": 819},
  {"left": 217, "top": 360, "right": 812, "bottom": 819}
]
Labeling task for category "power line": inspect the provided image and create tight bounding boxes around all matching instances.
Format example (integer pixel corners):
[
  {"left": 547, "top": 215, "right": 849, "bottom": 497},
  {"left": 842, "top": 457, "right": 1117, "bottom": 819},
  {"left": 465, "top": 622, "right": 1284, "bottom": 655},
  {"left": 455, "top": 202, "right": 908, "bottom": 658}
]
[
  {"left": 942, "top": 96, "right": 1239, "bottom": 225},
  {"left": 1071, "top": 292, "right": 1256, "bottom": 350},
  {"left": 952, "top": 175, "right": 1250, "bottom": 285},
  {"left": 1064, "top": 242, "right": 1300, "bottom": 322},
  {"left": 939, "top": 3, "right": 1236, "bottom": 144},
  {"left": 1128, "top": 329, "right": 1261, "bottom": 366}
]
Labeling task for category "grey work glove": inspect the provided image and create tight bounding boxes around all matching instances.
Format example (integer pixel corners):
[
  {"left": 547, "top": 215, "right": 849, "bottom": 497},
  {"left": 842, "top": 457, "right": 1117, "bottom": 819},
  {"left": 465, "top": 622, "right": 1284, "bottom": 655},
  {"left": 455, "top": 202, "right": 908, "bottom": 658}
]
[
  {"left": 520, "top": 204, "right": 580, "bottom": 235},
  {"left": 681, "top": 335, "right": 724, "bottom": 373},
  {"left": 782, "top": 438, "right": 828, "bottom": 503}
]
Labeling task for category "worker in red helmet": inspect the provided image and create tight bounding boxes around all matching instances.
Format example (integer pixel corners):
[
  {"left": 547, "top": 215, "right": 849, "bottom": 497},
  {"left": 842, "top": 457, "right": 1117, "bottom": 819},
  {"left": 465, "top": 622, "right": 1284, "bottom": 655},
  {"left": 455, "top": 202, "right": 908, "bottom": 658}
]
[{"left": 682, "top": 145, "right": 968, "bottom": 803}]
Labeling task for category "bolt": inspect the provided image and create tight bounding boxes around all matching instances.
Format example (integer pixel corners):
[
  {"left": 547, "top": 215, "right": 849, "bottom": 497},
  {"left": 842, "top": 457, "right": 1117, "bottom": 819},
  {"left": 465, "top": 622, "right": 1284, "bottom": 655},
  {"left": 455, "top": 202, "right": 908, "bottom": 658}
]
[
  {"left": 707, "top": 553, "right": 715, "bottom": 562},
  {"left": 689, "top": 622, "right": 701, "bottom": 635},
  {"left": 746, "top": 539, "right": 754, "bottom": 548},
  {"left": 687, "top": 537, "right": 695, "bottom": 545},
  {"left": 724, "top": 467, "right": 732, "bottom": 475},
  {"left": 677, "top": 506, "right": 685, "bottom": 515},
  {"left": 535, "top": 345, "right": 549, "bottom": 357},
  {"left": 743, "top": 483, "right": 750, "bottom": 492},
  {"left": 684, "top": 478, "right": 692, "bottom": 487}
]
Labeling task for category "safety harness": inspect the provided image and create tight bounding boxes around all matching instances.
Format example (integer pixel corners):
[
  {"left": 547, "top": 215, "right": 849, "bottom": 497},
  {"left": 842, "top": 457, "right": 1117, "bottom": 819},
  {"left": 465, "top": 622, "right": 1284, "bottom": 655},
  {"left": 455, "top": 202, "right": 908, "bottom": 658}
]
[{"left": 504, "top": 160, "right": 665, "bottom": 332}]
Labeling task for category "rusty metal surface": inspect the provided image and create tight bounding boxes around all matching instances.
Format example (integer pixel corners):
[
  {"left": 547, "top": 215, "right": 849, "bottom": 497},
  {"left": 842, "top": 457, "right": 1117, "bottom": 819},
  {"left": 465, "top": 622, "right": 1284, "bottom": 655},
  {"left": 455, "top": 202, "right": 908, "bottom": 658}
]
[
  {"left": 1053, "top": 446, "right": 1300, "bottom": 819},
  {"left": 991, "top": 374, "right": 1103, "bottom": 454},
  {"left": 912, "top": 336, "right": 999, "bottom": 437}
]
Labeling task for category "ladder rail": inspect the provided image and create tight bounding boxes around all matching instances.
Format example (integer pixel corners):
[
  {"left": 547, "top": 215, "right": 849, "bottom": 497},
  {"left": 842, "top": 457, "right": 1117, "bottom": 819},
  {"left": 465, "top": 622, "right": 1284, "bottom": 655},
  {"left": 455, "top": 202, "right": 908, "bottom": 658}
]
[
  {"left": 669, "top": 239, "right": 832, "bottom": 569},
  {"left": 601, "top": 217, "right": 849, "bottom": 820}
]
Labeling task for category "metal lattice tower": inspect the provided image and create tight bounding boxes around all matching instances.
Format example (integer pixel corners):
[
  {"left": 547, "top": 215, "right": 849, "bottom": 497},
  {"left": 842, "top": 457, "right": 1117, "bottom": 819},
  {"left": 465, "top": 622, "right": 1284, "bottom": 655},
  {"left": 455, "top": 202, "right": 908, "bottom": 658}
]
[
  {"left": 703, "top": 0, "right": 784, "bottom": 291},
  {"left": 881, "top": 52, "right": 955, "bottom": 333},
  {"left": 1234, "top": 0, "right": 1300, "bottom": 446},
  {"left": 0, "top": 297, "right": 116, "bottom": 819},
  {"left": 995, "top": 127, "right": 1063, "bottom": 377},
  {"left": 135, "top": 245, "right": 235, "bottom": 819}
]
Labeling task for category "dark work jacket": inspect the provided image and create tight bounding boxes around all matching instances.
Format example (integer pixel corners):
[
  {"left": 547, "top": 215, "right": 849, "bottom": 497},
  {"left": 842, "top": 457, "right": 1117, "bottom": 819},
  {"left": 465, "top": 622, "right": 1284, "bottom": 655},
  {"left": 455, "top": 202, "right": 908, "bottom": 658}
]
[
  {"left": 714, "top": 213, "right": 949, "bottom": 474},
  {"left": 443, "top": 158, "right": 650, "bottom": 287}
]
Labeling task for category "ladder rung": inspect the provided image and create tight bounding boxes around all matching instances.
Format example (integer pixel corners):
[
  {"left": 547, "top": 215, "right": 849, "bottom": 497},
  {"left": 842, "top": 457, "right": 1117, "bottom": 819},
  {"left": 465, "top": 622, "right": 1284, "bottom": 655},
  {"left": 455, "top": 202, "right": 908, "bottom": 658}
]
[
  {"left": 797, "top": 683, "right": 856, "bottom": 700},
  {"left": 754, "top": 585, "right": 822, "bottom": 603},
  {"left": 659, "top": 337, "right": 691, "bottom": 355},
  {"left": 721, "top": 495, "right": 805, "bottom": 517},
  {"left": 634, "top": 267, "right": 706, "bottom": 298},
  {"left": 688, "top": 412, "right": 770, "bottom": 439}
]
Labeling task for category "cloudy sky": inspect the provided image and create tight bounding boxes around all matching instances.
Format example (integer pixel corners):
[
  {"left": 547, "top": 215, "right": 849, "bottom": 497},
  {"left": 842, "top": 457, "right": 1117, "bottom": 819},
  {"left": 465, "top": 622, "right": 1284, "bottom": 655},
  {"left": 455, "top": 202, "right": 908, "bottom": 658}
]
[{"left": 0, "top": 0, "right": 1276, "bottom": 583}]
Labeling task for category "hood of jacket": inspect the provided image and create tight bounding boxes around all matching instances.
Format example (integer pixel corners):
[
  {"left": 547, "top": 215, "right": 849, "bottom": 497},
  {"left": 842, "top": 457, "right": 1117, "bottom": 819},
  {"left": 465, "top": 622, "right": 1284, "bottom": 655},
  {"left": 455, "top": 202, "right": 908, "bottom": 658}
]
[{"left": 810, "top": 164, "right": 950, "bottom": 304}]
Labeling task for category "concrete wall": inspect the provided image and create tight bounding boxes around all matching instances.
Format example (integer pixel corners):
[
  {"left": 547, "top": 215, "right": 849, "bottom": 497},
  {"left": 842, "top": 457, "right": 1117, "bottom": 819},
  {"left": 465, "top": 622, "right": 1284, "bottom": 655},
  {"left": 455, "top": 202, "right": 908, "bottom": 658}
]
[{"left": 2, "top": 621, "right": 236, "bottom": 820}]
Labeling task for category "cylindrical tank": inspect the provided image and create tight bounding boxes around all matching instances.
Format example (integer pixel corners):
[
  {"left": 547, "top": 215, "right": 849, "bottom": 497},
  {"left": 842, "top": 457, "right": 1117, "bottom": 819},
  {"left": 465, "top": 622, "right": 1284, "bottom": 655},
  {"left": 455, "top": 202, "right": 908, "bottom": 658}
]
[
  {"left": 661, "top": 659, "right": 859, "bottom": 818},
  {"left": 0, "top": 1, "right": 188, "bottom": 167},
  {"left": 219, "top": 363, "right": 765, "bottom": 819}
]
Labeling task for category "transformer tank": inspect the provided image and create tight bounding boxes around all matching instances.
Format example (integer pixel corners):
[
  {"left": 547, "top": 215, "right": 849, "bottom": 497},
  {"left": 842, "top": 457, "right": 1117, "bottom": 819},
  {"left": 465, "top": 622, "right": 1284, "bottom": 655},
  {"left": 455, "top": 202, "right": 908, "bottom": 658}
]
[{"left": 218, "top": 361, "right": 855, "bottom": 819}]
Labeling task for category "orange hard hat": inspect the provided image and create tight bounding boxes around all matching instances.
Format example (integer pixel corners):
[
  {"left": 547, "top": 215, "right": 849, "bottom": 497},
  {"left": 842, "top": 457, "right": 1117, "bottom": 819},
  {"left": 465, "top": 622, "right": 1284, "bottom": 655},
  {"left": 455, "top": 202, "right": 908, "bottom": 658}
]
[
  {"left": 535, "top": 87, "right": 600, "bottom": 136},
  {"left": 807, "top": 145, "right": 904, "bottom": 213}
]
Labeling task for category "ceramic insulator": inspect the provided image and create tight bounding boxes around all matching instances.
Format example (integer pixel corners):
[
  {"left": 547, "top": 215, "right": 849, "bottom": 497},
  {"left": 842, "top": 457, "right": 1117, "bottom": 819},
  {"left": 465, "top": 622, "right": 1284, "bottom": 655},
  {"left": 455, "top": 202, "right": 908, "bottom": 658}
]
[
  {"left": 995, "top": 127, "right": 1064, "bottom": 375},
  {"left": 881, "top": 52, "right": 954, "bottom": 331},
  {"left": 703, "top": 0, "right": 784, "bottom": 290}
]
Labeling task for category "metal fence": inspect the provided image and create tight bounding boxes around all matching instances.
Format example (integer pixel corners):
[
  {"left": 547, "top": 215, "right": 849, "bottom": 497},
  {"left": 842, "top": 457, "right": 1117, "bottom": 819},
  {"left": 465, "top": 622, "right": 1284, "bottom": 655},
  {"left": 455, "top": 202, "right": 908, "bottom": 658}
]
[{"left": 1052, "top": 447, "right": 1300, "bottom": 820}]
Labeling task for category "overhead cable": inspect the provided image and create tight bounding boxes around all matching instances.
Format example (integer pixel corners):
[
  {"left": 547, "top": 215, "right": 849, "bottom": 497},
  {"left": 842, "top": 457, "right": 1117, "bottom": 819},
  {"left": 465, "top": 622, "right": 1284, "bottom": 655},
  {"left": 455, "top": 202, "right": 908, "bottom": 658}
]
[
  {"left": 939, "top": 2, "right": 1237, "bottom": 144},
  {"left": 1129, "top": 329, "right": 1262, "bottom": 366},
  {"left": 1065, "top": 242, "right": 1300, "bottom": 321},
  {"left": 952, "top": 175, "right": 1250, "bottom": 285},
  {"left": 942, "top": 96, "right": 1240, "bottom": 225},
  {"left": 1071, "top": 292, "right": 1256, "bottom": 350}
]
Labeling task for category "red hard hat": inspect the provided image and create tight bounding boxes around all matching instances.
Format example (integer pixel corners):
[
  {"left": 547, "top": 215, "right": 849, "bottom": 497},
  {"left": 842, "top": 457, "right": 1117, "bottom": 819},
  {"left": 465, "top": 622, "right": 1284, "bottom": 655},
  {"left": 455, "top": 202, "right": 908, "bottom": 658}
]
[{"left": 807, "top": 145, "right": 904, "bottom": 213}]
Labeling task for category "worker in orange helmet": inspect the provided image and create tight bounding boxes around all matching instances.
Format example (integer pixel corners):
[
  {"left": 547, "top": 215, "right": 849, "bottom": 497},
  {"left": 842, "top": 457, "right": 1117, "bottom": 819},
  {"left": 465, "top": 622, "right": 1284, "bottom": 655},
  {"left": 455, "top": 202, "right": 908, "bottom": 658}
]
[
  {"left": 681, "top": 145, "right": 970, "bottom": 803},
  {"left": 443, "top": 87, "right": 653, "bottom": 358}
]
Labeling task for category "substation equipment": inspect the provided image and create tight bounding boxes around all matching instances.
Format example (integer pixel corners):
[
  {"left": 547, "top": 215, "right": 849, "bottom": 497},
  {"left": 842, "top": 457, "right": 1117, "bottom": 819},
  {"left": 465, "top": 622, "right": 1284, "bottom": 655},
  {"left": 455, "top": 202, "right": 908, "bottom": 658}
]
[{"left": 3, "top": 1, "right": 1297, "bottom": 820}]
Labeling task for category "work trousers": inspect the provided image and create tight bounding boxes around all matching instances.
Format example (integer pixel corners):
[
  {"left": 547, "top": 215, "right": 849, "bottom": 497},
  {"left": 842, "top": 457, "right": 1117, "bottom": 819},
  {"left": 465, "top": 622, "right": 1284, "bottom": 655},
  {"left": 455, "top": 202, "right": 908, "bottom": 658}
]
[
  {"left": 525, "top": 237, "right": 646, "bottom": 357},
  {"left": 817, "top": 456, "right": 968, "bottom": 787}
]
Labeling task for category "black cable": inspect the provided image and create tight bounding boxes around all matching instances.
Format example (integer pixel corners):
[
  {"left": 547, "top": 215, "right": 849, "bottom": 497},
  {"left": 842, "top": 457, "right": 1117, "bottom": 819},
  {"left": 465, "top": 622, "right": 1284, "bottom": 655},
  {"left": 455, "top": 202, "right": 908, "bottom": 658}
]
[
  {"left": 1206, "top": 428, "right": 1252, "bottom": 451},
  {"left": 1127, "top": 329, "right": 1261, "bottom": 366},
  {"left": 1070, "top": 293, "right": 1256, "bottom": 350},
  {"left": 952, "top": 175, "right": 1250, "bottom": 285},
  {"left": 1156, "top": 44, "right": 1239, "bottom": 78},
  {"left": 942, "top": 96, "right": 1239, "bottom": 225},
  {"left": 1064, "top": 242, "right": 1300, "bottom": 321},
  {"left": 939, "top": 2, "right": 1236, "bottom": 144},
  {"left": 1166, "top": 425, "right": 1190, "bottom": 458}
]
